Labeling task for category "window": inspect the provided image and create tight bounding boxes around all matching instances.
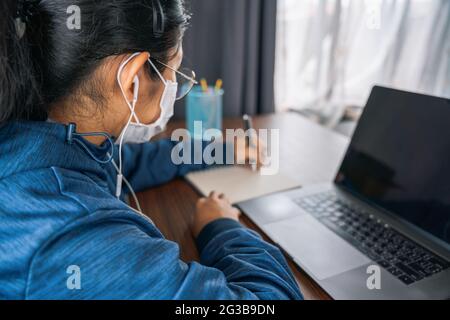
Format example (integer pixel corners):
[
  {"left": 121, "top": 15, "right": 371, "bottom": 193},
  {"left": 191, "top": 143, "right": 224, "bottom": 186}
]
[{"left": 275, "top": 0, "right": 450, "bottom": 121}]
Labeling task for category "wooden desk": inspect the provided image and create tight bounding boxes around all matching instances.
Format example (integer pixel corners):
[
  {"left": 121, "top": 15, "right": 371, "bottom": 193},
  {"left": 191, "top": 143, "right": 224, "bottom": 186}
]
[{"left": 135, "top": 113, "right": 350, "bottom": 300}]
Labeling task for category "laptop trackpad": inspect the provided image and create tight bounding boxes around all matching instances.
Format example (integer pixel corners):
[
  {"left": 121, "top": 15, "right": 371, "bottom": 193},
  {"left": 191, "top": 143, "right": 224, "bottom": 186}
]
[{"left": 264, "top": 214, "right": 371, "bottom": 281}]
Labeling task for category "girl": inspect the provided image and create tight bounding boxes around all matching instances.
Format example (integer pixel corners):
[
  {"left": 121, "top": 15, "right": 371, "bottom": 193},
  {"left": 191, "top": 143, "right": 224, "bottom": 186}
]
[{"left": 0, "top": 0, "right": 302, "bottom": 300}]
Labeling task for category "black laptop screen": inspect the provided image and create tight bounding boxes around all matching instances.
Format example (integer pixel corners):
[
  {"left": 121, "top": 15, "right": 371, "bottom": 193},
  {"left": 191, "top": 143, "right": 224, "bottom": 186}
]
[{"left": 335, "top": 87, "right": 450, "bottom": 246}]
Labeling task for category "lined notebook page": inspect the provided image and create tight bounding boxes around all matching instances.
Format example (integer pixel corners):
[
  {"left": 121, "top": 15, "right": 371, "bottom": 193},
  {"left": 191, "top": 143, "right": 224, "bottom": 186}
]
[{"left": 185, "top": 166, "right": 301, "bottom": 204}]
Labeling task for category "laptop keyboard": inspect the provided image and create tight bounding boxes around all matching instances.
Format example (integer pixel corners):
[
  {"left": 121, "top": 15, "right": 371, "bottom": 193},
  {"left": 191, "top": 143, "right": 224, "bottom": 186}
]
[{"left": 294, "top": 191, "right": 449, "bottom": 285}]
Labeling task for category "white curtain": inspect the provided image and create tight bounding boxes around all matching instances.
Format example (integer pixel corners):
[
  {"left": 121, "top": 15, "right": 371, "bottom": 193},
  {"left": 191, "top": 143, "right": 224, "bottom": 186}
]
[{"left": 275, "top": 0, "right": 450, "bottom": 125}]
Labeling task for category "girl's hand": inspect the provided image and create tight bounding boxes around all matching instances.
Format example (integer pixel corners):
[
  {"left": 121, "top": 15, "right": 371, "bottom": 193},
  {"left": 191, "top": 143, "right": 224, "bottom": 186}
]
[
  {"left": 192, "top": 192, "right": 241, "bottom": 238},
  {"left": 234, "top": 134, "right": 267, "bottom": 170}
]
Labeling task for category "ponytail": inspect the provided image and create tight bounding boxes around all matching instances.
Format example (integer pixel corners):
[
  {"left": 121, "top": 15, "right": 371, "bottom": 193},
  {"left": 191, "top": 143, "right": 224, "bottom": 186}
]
[
  {"left": 1, "top": 0, "right": 189, "bottom": 125},
  {"left": 0, "top": 0, "right": 43, "bottom": 124}
]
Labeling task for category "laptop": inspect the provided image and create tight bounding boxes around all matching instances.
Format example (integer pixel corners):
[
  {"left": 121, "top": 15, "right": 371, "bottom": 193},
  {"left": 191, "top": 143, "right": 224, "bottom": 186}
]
[{"left": 238, "top": 86, "right": 450, "bottom": 300}]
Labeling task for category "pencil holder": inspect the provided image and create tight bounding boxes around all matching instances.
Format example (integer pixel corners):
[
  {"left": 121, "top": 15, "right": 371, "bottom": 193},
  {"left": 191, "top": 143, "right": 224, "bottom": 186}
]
[{"left": 186, "top": 86, "right": 224, "bottom": 141}]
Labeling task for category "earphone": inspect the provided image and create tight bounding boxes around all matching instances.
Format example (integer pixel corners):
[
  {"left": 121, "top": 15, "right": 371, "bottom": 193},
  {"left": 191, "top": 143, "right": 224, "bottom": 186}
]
[
  {"left": 116, "top": 73, "right": 140, "bottom": 198},
  {"left": 133, "top": 75, "right": 140, "bottom": 103},
  {"left": 111, "top": 73, "right": 145, "bottom": 217}
]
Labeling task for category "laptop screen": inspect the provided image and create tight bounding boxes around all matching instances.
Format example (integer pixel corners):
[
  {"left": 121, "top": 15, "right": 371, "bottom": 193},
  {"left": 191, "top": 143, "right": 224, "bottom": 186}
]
[{"left": 335, "top": 86, "right": 450, "bottom": 246}]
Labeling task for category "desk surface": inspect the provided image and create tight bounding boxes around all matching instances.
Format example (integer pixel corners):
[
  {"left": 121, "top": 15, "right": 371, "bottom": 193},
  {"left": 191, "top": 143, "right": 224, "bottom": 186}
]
[{"left": 136, "top": 112, "right": 350, "bottom": 300}]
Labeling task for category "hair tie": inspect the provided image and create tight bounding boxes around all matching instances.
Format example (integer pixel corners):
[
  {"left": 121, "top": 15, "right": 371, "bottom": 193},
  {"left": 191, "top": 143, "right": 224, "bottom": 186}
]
[
  {"left": 152, "top": 0, "right": 166, "bottom": 38},
  {"left": 15, "top": 0, "right": 41, "bottom": 39}
]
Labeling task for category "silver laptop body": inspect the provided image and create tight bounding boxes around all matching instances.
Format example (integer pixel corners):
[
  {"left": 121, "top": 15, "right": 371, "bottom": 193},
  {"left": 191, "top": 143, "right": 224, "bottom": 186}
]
[{"left": 238, "top": 87, "right": 450, "bottom": 300}]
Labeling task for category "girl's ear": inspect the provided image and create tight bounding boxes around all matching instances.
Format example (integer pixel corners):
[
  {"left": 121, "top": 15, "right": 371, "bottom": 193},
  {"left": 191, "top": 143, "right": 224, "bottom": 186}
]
[{"left": 118, "top": 52, "right": 150, "bottom": 102}]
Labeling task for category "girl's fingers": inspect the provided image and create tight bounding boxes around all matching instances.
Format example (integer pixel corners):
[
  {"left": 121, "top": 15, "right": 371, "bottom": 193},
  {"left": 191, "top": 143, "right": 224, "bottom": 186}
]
[
  {"left": 219, "top": 193, "right": 232, "bottom": 203},
  {"left": 233, "top": 135, "right": 268, "bottom": 169},
  {"left": 209, "top": 191, "right": 218, "bottom": 199}
]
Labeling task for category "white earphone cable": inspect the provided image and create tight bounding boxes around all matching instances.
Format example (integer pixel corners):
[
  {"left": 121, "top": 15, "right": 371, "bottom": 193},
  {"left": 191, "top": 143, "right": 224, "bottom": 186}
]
[
  {"left": 109, "top": 157, "right": 143, "bottom": 214},
  {"left": 116, "top": 53, "right": 141, "bottom": 199}
]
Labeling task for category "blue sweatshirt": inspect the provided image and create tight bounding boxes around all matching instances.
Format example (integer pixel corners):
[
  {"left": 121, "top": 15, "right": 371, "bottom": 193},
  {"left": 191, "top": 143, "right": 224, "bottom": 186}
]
[{"left": 0, "top": 121, "right": 302, "bottom": 300}]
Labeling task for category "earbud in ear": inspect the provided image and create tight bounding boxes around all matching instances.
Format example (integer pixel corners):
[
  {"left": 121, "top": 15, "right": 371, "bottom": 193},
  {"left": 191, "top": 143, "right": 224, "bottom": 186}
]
[{"left": 133, "top": 76, "right": 140, "bottom": 102}]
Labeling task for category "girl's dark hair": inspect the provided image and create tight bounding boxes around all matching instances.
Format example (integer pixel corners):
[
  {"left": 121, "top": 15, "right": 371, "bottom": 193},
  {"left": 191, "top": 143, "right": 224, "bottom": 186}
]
[{"left": 0, "top": 0, "right": 189, "bottom": 123}]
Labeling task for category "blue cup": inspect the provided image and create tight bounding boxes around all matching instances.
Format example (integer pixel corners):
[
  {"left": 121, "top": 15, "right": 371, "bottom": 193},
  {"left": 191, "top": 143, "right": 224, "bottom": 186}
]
[{"left": 186, "top": 86, "right": 224, "bottom": 141}]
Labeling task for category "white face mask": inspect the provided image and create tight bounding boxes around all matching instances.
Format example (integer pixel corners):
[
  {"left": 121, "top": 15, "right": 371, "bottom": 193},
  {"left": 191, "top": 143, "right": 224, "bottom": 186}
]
[
  {"left": 116, "top": 53, "right": 178, "bottom": 145},
  {"left": 113, "top": 53, "right": 179, "bottom": 200}
]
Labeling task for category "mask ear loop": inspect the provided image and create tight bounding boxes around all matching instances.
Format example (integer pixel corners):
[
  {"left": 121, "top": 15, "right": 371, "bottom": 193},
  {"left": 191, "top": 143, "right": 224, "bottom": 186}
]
[
  {"left": 147, "top": 58, "right": 172, "bottom": 132},
  {"left": 148, "top": 58, "right": 168, "bottom": 85},
  {"left": 117, "top": 53, "right": 142, "bottom": 125},
  {"left": 116, "top": 53, "right": 142, "bottom": 199}
]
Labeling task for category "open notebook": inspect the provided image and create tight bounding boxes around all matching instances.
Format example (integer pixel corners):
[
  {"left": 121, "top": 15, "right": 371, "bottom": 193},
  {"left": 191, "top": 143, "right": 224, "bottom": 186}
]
[{"left": 185, "top": 166, "right": 301, "bottom": 204}]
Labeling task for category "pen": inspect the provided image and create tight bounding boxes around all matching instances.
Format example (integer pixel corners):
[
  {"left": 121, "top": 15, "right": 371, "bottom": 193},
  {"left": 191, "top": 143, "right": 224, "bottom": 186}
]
[
  {"left": 200, "top": 78, "right": 209, "bottom": 93},
  {"left": 243, "top": 114, "right": 257, "bottom": 172},
  {"left": 215, "top": 79, "right": 223, "bottom": 92}
]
